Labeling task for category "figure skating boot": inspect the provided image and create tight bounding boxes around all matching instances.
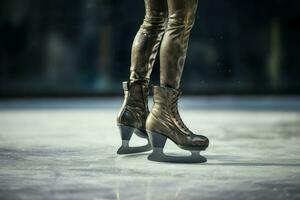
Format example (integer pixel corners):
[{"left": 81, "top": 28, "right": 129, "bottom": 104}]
[
  {"left": 116, "top": 81, "right": 152, "bottom": 154},
  {"left": 146, "top": 86, "right": 209, "bottom": 163}
]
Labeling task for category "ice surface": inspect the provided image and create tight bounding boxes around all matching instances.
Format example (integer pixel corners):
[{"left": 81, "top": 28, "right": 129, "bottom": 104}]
[{"left": 0, "top": 97, "right": 300, "bottom": 200}]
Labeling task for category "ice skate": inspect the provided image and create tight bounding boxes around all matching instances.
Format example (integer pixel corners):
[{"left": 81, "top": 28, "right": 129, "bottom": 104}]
[
  {"left": 146, "top": 86, "right": 209, "bottom": 163},
  {"left": 116, "top": 81, "right": 152, "bottom": 154}
]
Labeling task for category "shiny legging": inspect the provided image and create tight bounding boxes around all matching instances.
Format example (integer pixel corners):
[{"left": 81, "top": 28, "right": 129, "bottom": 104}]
[{"left": 129, "top": 0, "right": 198, "bottom": 89}]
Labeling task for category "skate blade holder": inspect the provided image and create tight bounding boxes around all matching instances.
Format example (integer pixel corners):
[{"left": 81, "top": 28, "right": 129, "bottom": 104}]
[
  {"left": 117, "top": 124, "right": 152, "bottom": 154},
  {"left": 147, "top": 131, "right": 207, "bottom": 163}
]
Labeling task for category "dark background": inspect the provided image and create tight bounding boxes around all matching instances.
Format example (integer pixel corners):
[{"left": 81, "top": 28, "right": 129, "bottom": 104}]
[{"left": 0, "top": 0, "right": 299, "bottom": 97}]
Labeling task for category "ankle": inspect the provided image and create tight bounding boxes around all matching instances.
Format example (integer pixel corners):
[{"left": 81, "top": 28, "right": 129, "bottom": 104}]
[{"left": 160, "top": 82, "right": 179, "bottom": 90}]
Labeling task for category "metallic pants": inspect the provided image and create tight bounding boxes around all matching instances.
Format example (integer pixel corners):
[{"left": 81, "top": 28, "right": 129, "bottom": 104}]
[{"left": 130, "top": 0, "right": 198, "bottom": 89}]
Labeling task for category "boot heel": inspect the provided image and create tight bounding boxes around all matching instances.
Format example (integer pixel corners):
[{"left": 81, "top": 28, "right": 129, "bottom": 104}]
[
  {"left": 147, "top": 131, "right": 167, "bottom": 161},
  {"left": 147, "top": 131, "right": 167, "bottom": 149},
  {"left": 118, "top": 124, "right": 134, "bottom": 141},
  {"left": 117, "top": 124, "right": 152, "bottom": 154}
]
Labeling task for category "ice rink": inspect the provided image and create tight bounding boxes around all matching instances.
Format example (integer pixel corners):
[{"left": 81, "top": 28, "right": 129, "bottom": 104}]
[{"left": 0, "top": 97, "right": 300, "bottom": 200}]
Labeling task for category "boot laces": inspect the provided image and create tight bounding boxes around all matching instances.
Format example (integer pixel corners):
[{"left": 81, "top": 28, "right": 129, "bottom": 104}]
[{"left": 171, "top": 93, "right": 190, "bottom": 133}]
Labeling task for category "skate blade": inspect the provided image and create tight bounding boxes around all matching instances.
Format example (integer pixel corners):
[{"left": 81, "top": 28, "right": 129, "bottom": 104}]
[
  {"left": 117, "top": 140, "right": 152, "bottom": 154},
  {"left": 148, "top": 148, "right": 207, "bottom": 163}
]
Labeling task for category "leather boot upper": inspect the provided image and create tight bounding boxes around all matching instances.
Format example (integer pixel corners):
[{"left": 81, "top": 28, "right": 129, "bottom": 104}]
[
  {"left": 117, "top": 81, "right": 149, "bottom": 133},
  {"left": 146, "top": 86, "right": 209, "bottom": 148}
]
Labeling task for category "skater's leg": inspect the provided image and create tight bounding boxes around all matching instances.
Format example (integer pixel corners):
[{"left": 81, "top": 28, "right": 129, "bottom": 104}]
[
  {"left": 130, "top": 0, "right": 167, "bottom": 83},
  {"left": 116, "top": 0, "right": 167, "bottom": 154},
  {"left": 160, "top": 0, "right": 198, "bottom": 89},
  {"left": 146, "top": 0, "right": 209, "bottom": 163}
]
